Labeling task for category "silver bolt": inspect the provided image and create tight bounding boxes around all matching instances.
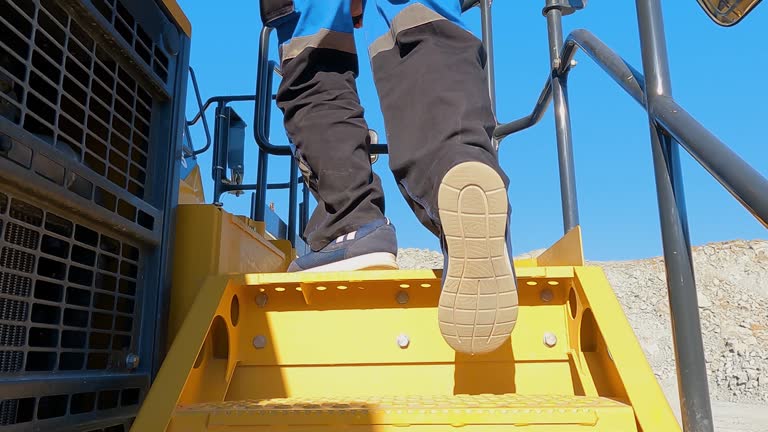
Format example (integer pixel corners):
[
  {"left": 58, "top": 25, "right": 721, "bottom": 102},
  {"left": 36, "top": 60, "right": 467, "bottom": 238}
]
[
  {"left": 256, "top": 293, "right": 268, "bottom": 308},
  {"left": 125, "top": 353, "right": 139, "bottom": 369},
  {"left": 570, "top": 59, "right": 578, "bottom": 67},
  {"left": 252, "top": 335, "right": 267, "bottom": 349},
  {"left": 397, "top": 334, "right": 410, "bottom": 349},
  {"left": 540, "top": 289, "right": 554, "bottom": 302},
  {"left": 543, "top": 332, "right": 558, "bottom": 348},
  {"left": 396, "top": 291, "right": 409, "bottom": 305}
]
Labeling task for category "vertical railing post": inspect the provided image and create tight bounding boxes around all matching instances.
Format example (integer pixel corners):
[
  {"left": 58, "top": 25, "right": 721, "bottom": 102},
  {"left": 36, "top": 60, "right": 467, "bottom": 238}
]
[
  {"left": 254, "top": 148, "right": 268, "bottom": 221},
  {"left": 479, "top": 0, "right": 496, "bottom": 112},
  {"left": 287, "top": 157, "right": 299, "bottom": 247},
  {"left": 212, "top": 102, "right": 227, "bottom": 206},
  {"left": 636, "top": 1, "right": 713, "bottom": 431},
  {"left": 543, "top": 0, "right": 579, "bottom": 233},
  {"left": 300, "top": 181, "right": 310, "bottom": 239}
]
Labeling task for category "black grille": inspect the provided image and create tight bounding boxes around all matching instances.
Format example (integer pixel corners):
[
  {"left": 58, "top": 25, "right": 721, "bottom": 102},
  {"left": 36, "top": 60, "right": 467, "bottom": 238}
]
[
  {"left": 91, "top": 0, "right": 171, "bottom": 82},
  {"left": 0, "top": 0, "right": 154, "bottom": 200},
  {"left": 0, "top": 388, "right": 140, "bottom": 426},
  {"left": 0, "top": 190, "right": 141, "bottom": 376}
]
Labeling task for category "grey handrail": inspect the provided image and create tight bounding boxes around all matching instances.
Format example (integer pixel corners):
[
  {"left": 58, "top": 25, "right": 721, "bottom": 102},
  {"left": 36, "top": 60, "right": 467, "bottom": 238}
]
[
  {"left": 651, "top": 97, "right": 768, "bottom": 228},
  {"left": 493, "top": 28, "right": 768, "bottom": 228}
]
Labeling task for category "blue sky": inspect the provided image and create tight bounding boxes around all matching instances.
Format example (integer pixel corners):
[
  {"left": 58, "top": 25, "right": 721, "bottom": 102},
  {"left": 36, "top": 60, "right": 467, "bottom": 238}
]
[{"left": 178, "top": 1, "right": 766, "bottom": 261}]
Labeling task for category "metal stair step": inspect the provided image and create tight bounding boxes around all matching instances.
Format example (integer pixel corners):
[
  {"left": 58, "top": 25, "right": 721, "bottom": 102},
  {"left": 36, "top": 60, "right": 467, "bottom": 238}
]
[{"left": 174, "top": 394, "right": 637, "bottom": 430}]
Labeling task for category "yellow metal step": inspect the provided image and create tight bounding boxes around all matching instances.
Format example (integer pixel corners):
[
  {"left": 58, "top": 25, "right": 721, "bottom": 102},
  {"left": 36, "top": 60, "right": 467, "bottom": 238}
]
[
  {"left": 173, "top": 394, "right": 636, "bottom": 431},
  {"left": 133, "top": 214, "right": 681, "bottom": 432}
]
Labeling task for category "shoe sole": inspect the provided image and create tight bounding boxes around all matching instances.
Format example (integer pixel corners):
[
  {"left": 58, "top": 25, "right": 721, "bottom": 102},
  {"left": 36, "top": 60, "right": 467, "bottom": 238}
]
[
  {"left": 294, "top": 252, "right": 399, "bottom": 273},
  {"left": 437, "top": 161, "right": 518, "bottom": 355}
]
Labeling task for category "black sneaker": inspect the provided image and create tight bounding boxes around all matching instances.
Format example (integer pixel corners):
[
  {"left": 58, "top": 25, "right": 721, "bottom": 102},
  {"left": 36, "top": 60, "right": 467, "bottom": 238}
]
[{"left": 287, "top": 218, "right": 399, "bottom": 272}]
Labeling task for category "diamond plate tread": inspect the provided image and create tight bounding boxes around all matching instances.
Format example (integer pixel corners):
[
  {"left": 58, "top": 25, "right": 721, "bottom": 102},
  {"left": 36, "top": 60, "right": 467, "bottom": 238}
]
[{"left": 175, "top": 394, "right": 635, "bottom": 428}]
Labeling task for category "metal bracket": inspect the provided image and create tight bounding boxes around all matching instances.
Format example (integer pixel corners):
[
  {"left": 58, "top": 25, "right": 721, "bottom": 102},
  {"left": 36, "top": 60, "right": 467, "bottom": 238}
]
[{"left": 543, "top": 0, "right": 587, "bottom": 16}]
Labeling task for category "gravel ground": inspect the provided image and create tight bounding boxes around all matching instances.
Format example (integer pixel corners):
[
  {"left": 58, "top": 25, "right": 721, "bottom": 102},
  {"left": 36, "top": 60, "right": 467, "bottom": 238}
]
[{"left": 396, "top": 239, "right": 768, "bottom": 405}]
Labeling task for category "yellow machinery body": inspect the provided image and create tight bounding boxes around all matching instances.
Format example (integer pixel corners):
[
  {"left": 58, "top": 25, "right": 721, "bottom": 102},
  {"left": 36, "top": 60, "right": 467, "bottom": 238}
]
[{"left": 131, "top": 203, "right": 681, "bottom": 431}]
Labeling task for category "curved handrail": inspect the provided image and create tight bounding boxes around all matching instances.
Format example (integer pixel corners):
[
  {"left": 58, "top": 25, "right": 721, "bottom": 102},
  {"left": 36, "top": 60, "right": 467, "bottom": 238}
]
[
  {"left": 254, "top": 26, "right": 293, "bottom": 156},
  {"left": 493, "top": 28, "right": 768, "bottom": 227},
  {"left": 187, "top": 67, "right": 212, "bottom": 156},
  {"left": 494, "top": 29, "right": 645, "bottom": 140}
]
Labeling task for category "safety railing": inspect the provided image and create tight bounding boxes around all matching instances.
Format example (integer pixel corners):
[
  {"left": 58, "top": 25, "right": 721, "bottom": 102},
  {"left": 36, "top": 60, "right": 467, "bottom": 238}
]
[
  {"left": 185, "top": 2, "right": 768, "bottom": 431},
  {"left": 492, "top": 1, "right": 767, "bottom": 432}
]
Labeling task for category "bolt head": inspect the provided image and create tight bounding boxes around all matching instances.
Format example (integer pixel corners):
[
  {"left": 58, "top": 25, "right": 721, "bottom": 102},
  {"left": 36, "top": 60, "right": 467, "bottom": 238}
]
[
  {"left": 256, "top": 293, "right": 268, "bottom": 308},
  {"left": 396, "top": 291, "right": 409, "bottom": 305},
  {"left": 397, "top": 334, "right": 410, "bottom": 348},
  {"left": 540, "top": 289, "right": 554, "bottom": 302},
  {"left": 253, "top": 335, "right": 267, "bottom": 349},
  {"left": 543, "top": 332, "right": 558, "bottom": 348},
  {"left": 125, "top": 353, "right": 140, "bottom": 369}
]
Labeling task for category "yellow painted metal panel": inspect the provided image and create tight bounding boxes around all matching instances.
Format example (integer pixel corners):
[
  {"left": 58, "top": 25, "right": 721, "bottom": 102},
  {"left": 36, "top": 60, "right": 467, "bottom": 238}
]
[
  {"left": 573, "top": 267, "right": 681, "bottom": 432},
  {"left": 161, "top": 0, "right": 192, "bottom": 36},
  {"left": 233, "top": 277, "right": 571, "bottom": 366},
  {"left": 226, "top": 364, "right": 518, "bottom": 400},
  {"left": 537, "top": 226, "right": 585, "bottom": 267},
  {"left": 168, "top": 205, "right": 285, "bottom": 344},
  {"left": 178, "top": 165, "right": 205, "bottom": 204},
  {"left": 131, "top": 276, "right": 234, "bottom": 432}
]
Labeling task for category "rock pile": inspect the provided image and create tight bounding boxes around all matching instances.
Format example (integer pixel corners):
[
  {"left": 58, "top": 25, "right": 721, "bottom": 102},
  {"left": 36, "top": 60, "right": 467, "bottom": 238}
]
[{"left": 396, "top": 239, "right": 768, "bottom": 403}]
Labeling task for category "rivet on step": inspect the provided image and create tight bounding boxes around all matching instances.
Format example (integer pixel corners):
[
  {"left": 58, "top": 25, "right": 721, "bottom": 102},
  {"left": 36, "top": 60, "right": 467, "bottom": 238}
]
[
  {"left": 125, "top": 353, "right": 139, "bottom": 369},
  {"left": 396, "top": 291, "right": 410, "bottom": 305},
  {"left": 540, "top": 289, "right": 554, "bottom": 302},
  {"left": 253, "top": 335, "right": 267, "bottom": 349},
  {"left": 397, "top": 334, "right": 410, "bottom": 349},
  {"left": 256, "top": 293, "right": 268, "bottom": 308},
  {"left": 543, "top": 332, "right": 558, "bottom": 348}
]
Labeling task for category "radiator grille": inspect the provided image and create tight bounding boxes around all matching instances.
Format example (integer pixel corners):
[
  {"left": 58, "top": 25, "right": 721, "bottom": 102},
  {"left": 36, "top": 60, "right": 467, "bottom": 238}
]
[
  {"left": 0, "top": 388, "right": 139, "bottom": 426},
  {"left": 0, "top": 190, "right": 141, "bottom": 377},
  {"left": 91, "top": 0, "right": 171, "bottom": 82},
  {"left": 0, "top": 0, "right": 155, "bottom": 200}
]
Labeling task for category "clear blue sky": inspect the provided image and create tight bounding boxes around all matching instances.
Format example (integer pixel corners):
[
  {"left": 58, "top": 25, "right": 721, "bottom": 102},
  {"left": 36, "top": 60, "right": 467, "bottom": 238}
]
[{"left": 178, "top": 0, "right": 766, "bottom": 261}]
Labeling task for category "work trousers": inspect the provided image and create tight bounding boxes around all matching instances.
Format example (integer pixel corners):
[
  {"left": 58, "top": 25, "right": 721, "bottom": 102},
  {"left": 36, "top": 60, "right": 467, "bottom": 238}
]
[{"left": 268, "top": 0, "right": 508, "bottom": 251}]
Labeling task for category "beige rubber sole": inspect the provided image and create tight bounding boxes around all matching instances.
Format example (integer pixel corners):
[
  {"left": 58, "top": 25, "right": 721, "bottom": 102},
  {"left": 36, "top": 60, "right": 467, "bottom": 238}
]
[{"left": 437, "top": 162, "right": 518, "bottom": 355}]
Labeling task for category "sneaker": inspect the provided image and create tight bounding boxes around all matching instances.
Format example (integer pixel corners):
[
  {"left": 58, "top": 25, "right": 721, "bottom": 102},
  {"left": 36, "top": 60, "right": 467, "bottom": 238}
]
[
  {"left": 287, "top": 218, "right": 399, "bottom": 272},
  {"left": 436, "top": 161, "right": 519, "bottom": 355}
]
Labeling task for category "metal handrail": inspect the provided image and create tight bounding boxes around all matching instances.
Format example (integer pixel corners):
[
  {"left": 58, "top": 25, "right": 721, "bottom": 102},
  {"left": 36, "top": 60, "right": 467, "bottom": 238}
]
[
  {"left": 492, "top": 2, "right": 766, "bottom": 431},
  {"left": 493, "top": 28, "right": 768, "bottom": 228},
  {"left": 187, "top": 67, "right": 212, "bottom": 156}
]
